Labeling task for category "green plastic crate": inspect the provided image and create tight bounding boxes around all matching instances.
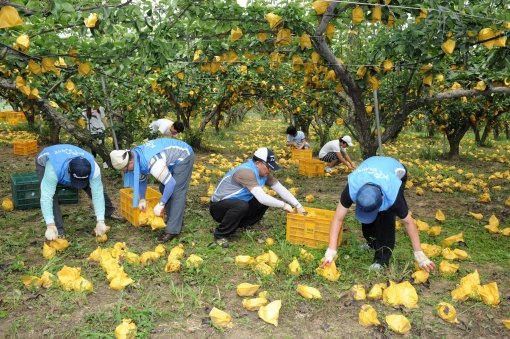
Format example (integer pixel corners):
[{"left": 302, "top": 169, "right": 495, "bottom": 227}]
[
  {"left": 10, "top": 172, "right": 79, "bottom": 209},
  {"left": 10, "top": 172, "right": 40, "bottom": 210}
]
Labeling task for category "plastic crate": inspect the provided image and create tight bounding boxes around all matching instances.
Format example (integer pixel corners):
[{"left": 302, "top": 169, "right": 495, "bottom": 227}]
[
  {"left": 56, "top": 186, "right": 79, "bottom": 204},
  {"left": 13, "top": 139, "right": 38, "bottom": 155},
  {"left": 120, "top": 187, "right": 163, "bottom": 226},
  {"left": 10, "top": 172, "right": 40, "bottom": 210},
  {"left": 286, "top": 207, "right": 342, "bottom": 249},
  {"left": 291, "top": 148, "right": 312, "bottom": 161},
  {"left": 298, "top": 159, "right": 325, "bottom": 177}
]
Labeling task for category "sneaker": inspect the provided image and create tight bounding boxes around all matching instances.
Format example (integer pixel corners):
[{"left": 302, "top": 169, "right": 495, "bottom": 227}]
[
  {"left": 325, "top": 167, "right": 333, "bottom": 173},
  {"left": 368, "top": 263, "right": 383, "bottom": 271},
  {"left": 103, "top": 162, "right": 109, "bottom": 169},
  {"left": 208, "top": 237, "right": 229, "bottom": 248},
  {"left": 359, "top": 243, "right": 372, "bottom": 251}
]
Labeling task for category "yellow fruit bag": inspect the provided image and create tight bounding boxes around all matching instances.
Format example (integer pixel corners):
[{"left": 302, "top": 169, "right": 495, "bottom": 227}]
[
  {"left": 288, "top": 258, "right": 302, "bottom": 276},
  {"left": 209, "top": 307, "right": 233, "bottom": 328},
  {"left": 165, "top": 258, "right": 181, "bottom": 273},
  {"left": 235, "top": 255, "right": 254, "bottom": 268},
  {"left": 367, "top": 283, "right": 386, "bottom": 300},
  {"left": 439, "top": 260, "right": 459, "bottom": 274},
  {"left": 412, "top": 270, "right": 429, "bottom": 284},
  {"left": 297, "top": 284, "right": 321, "bottom": 300},
  {"left": 236, "top": 283, "right": 260, "bottom": 297},
  {"left": 253, "top": 262, "right": 274, "bottom": 276},
  {"left": 258, "top": 300, "right": 281, "bottom": 326},
  {"left": 43, "top": 242, "right": 56, "bottom": 259},
  {"left": 386, "top": 314, "right": 411, "bottom": 334},
  {"left": 358, "top": 304, "right": 380, "bottom": 327},
  {"left": 242, "top": 297, "right": 268, "bottom": 311},
  {"left": 351, "top": 284, "right": 366, "bottom": 301},
  {"left": 150, "top": 217, "right": 166, "bottom": 230},
  {"left": 114, "top": 319, "right": 137, "bottom": 339},
  {"left": 436, "top": 302, "right": 459, "bottom": 323},
  {"left": 186, "top": 254, "right": 204, "bottom": 268},
  {"left": 315, "top": 260, "right": 340, "bottom": 282},
  {"left": 478, "top": 282, "right": 500, "bottom": 306}
]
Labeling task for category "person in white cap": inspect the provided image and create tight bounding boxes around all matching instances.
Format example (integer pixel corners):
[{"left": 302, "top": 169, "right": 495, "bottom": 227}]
[
  {"left": 109, "top": 138, "right": 194, "bottom": 243},
  {"left": 149, "top": 118, "right": 184, "bottom": 137},
  {"left": 321, "top": 156, "right": 436, "bottom": 272},
  {"left": 209, "top": 147, "right": 306, "bottom": 247},
  {"left": 318, "top": 135, "right": 356, "bottom": 173}
]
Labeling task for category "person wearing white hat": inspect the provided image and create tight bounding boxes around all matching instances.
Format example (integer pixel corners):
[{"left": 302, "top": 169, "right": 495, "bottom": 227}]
[
  {"left": 318, "top": 135, "right": 356, "bottom": 173},
  {"left": 149, "top": 119, "right": 184, "bottom": 137},
  {"left": 209, "top": 147, "right": 306, "bottom": 247},
  {"left": 109, "top": 138, "right": 194, "bottom": 243}
]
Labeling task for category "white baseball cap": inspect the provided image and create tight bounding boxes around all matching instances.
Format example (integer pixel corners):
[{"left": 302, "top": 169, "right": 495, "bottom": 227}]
[
  {"left": 109, "top": 150, "right": 130, "bottom": 170},
  {"left": 340, "top": 135, "right": 354, "bottom": 147}
]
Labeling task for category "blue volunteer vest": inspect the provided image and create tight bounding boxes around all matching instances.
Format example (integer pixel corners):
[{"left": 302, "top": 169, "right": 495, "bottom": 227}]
[
  {"left": 347, "top": 156, "right": 404, "bottom": 211},
  {"left": 222, "top": 160, "right": 267, "bottom": 202},
  {"left": 125, "top": 138, "right": 193, "bottom": 206},
  {"left": 41, "top": 144, "right": 95, "bottom": 186}
]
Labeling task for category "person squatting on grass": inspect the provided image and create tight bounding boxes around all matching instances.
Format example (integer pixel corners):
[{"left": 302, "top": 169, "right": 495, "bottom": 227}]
[
  {"left": 285, "top": 125, "right": 310, "bottom": 149},
  {"left": 319, "top": 135, "right": 356, "bottom": 173},
  {"left": 110, "top": 138, "right": 194, "bottom": 243},
  {"left": 36, "top": 144, "right": 119, "bottom": 240},
  {"left": 209, "top": 148, "right": 306, "bottom": 247},
  {"left": 322, "top": 156, "right": 436, "bottom": 272}
]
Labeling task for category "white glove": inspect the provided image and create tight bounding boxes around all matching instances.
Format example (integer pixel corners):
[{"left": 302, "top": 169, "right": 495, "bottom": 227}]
[
  {"left": 324, "top": 247, "right": 337, "bottom": 263},
  {"left": 282, "top": 203, "right": 294, "bottom": 213},
  {"left": 45, "top": 224, "right": 58, "bottom": 241},
  {"left": 138, "top": 199, "right": 147, "bottom": 211},
  {"left": 153, "top": 202, "right": 165, "bottom": 217},
  {"left": 296, "top": 206, "right": 307, "bottom": 215},
  {"left": 94, "top": 221, "right": 107, "bottom": 236},
  {"left": 414, "top": 250, "right": 434, "bottom": 271}
]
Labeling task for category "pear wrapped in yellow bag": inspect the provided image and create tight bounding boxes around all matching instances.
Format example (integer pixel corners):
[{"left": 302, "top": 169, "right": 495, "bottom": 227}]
[
  {"left": 451, "top": 270, "right": 481, "bottom": 301},
  {"left": 22, "top": 275, "right": 41, "bottom": 289},
  {"left": 43, "top": 242, "right": 56, "bottom": 259},
  {"left": 254, "top": 262, "right": 274, "bottom": 276},
  {"left": 441, "top": 248, "right": 457, "bottom": 260},
  {"left": 439, "top": 260, "right": 459, "bottom": 274},
  {"left": 436, "top": 302, "right": 459, "bottom": 323},
  {"left": 258, "top": 300, "right": 281, "bottom": 326},
  {"left": 288, "top": 258, "right": 302, "bottom": 276},
  {"left": 453, "top": 248, "right": 469, "bottom": 260},
  {"left": 428, "top": 226, "right": 442, "bottom": 237},
  {"left": 235, "top": 255, "right": 254, "bottom": 268},
  {"left": 125, "top": 252, "right": 140, "bottom": 264},
  {"left": 39, "top": 271, "right": 55, "bottom": 288},
  {"left": 138, "top": 210, "right": 152, "bottom": 226},
  {"left": 412, "top": 270, "right": 429, "bottom": 284},
  {"left": 110, "top": 274, "right": 134, "bottom": 291},
  {"left": 421, "top": 243, "right": 442, "bottom": 257},
  {"left": 209, "top": 307, "right": 233, "bottom": 328},
  {"left": 115, "top": 319, "right": 137, "bottom": 339},
  {"left": 140, "top": 251, "right": 160, "bottom": 265},
  {"left": 478, "top": 282, "right": 500, "bottom": 306},
  {"left": 299, "top": 248, "right": 315, "bottom": 262},
  {"left": 186, "top": 254, "right": 204, "bottom": 268},
  {"left": 242, "top": 297, "right": 268, "bottom": 311},
  {"left": 49, "top": 238, "right": 70, "bottom": 251},
  {"left": 150, "top": 217, "right": 166, "bottom": 230},
  {"left": 168, "top": 244, "right": 184, "bottom": 260},
  {"left": 236, "top": 283, "right": 260, "bottom": 297},
  {"left": 57, "top": 266, "right": 93, "bottom": 292},
  {"left": 367, "top": 283, "right": 386, "bottom": 300},
  {"left": 435, "top": 209, "right": 446, "bottom": 221},
  {"left": 502, "top": 319, "right": 510, "bottom": 329},
  {"left": 315, "top": 260, "right": 340, "bottom": 282},
  {"left": 96, "top": 234, "right": 107, "bottom": 243},
  {"left": 267, "top": 250, "right": 279, "bottom": 268},
  {"left": 154, "top": 244, "right": 166, "bottom": 256},
  {"left": 351, "top": 285, "right": 366, "bottom": 301},
  {"left": 297, "top": 284, "right": 322, "bottom": 299},
  {"left": 165, "top": 258, "right": 181, "bottom": 273},
  {"left": 386, "top": 314, "right": 411, "bottom": 334},
  {"left": 358, "top": 304, "right": 380, "bottom": 327},
  {"left": 441, "top": 232, "right": 464, "bottom": 246},
  {"left": 383, "top": 281, "right": 418, "bottom": 308},
  {"left": 2, "top": 197, "right": 14, "bottom": 211}
]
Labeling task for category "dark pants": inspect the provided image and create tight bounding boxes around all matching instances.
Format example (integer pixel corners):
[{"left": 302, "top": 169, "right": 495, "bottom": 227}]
[
  {"left": 90, "top": 132, "right": 105, "bottom": 158},
  {"left": 210, "top": 198, "right": 269, "bottom": 238},
  {"left": 362, "top": 169, "right": 408, "bottom": 266},
  {"left": 362, "top": 210, "right": 396, "bottom": 266},
  {"left": 36, "top": 161, "right": 115, "bottom": 236}
]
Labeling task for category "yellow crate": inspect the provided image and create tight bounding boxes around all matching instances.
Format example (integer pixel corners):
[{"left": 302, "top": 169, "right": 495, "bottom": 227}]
[
  {"left": 13, "top": 139, "right": 38, "bottom": 155},
  {"left": 291, "top": 148, "right": 312, "bottom": 161},
  {"left": 1, "top": 111, "right": 26, "bottom": 123},
  {"left": 286, "top": 207, "right": 342, "bottom": 249},
  {"left": 120, "top": 187, "right": 164, "bottom": 226},
  {"left": 298, "top": 159, "right": 325, "bottom": 177}
]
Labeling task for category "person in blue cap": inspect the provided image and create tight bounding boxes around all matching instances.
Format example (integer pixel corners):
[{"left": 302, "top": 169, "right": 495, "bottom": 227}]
[
  {"left": 36, "top": 144, "right": 118, "bottom": 240},
  {"left": 110, "top": 138, "right": 194, "bottom": 243},
  {"left": 322, "top": 156, "right": 436, "bottom": 272},
  {"left": 209, "top": 147, "right": 306, "bottom": 247}
]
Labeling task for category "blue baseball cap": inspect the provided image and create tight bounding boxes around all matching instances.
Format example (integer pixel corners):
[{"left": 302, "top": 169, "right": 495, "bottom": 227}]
[
  {"left": 355, "top": 183, "right": 383, "bottom": 224},
  {"left": 69, "top": 156, "right": 91, "bottom": 189}
]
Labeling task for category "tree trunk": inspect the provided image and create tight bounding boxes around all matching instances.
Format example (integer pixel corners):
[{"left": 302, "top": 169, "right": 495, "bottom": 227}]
[
  {"left": 504, "top": 121, "right": 510, "bottom": 139},
  {"left": 48, "top": 119, "right": 61, "bottom": 144},
  {"left": 446, "top": 122, "right": 471, "bottom": 159},
  {"left": 427, "top": 121, "right": 435, "bottom": 138},
  {"left": 470, "top": 121, "right": 481, "bottom": 144},
  {"left": 493, "top": 122, "right": 500, "bottom": 140}
]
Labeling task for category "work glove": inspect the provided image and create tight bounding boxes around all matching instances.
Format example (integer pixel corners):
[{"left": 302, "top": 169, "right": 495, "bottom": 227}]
[
  {"left": 153, "top": 202, "right": 165, "bottom": 217},
  {"left": 94, "top": 221, "right": 107, "bottom": 236},
  {"left": 138, "top": 199, "right": 147, "bottom": 211},
  {"left": 296, "top": 206, "right": 307, "bottom": 215},
  {"left": 45, "top": 224, "right": 58, "bottom": 241},
  {"left": 321, "top": 247, "right": 337, "bottom": 267},
  {"left": 414, "top": 250, "right": 435, "bottom": 272},
  {"left": 282, "top": 203, "right": 294, "bottom": 213}
]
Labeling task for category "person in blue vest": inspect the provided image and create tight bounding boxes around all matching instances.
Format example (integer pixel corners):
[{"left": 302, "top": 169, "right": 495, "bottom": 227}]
[
  {"left": 209, "top": 147, "right": 306, "bottom": 247},
  {"left": 109, "top": 138, "right": 194, "bottom": 243},
  {"left": 322, "top": 156, "right": 436, "bottom": 272},
  {"left": 36, "top": 144, "right": 118, "bottom": 240}
]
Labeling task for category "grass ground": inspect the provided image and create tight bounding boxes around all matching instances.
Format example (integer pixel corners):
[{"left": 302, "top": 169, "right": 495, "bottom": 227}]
[{"left": 0, "top": 116, "right": 509, "bottom": 338}]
